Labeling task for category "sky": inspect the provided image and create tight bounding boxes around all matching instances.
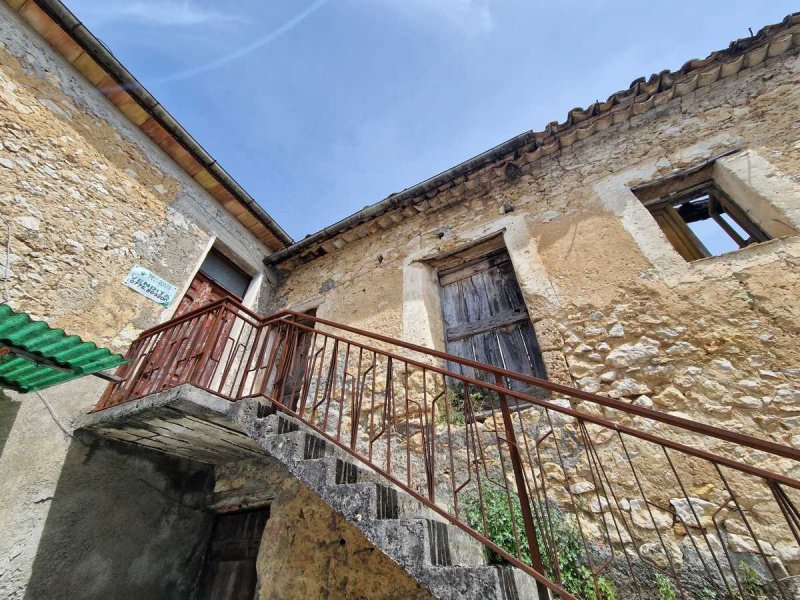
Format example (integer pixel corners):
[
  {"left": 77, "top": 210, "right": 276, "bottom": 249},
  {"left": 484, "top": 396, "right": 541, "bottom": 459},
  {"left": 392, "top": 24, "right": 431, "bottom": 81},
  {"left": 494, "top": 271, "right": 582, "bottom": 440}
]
[{"left": 66, "top": 0, "right": 797, "bottom": 242}]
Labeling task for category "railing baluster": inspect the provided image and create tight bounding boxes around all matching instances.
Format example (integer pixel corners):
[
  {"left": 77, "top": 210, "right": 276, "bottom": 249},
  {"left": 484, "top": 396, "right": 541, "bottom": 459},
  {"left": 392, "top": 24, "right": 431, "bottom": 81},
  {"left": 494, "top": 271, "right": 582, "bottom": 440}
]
[
  {"left": 495, "top": 372, "right": 547, "bottom": 581},
  {"left": 96, "top": 303, "right": 800, "bottom": 600}
]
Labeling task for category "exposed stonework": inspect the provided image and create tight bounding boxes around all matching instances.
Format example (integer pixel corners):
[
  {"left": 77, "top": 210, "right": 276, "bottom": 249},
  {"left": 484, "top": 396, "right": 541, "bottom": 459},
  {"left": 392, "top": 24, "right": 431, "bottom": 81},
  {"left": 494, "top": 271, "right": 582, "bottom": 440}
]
[
  {"left": 274, "top": 42, "right": 800, "bottom": 447},
  {"left": 82, "top": 387, "right": 539, "bottom": 599},
  {"left": 0, "top": 3, "right": 278, "bottom": 597},
  {"left": 211, "top": 459, "right": 434, "bottom": 600},
  {"left": 210, "top": 457, "right": 435, "bottom": 600},
  {"left": 2, "top": 2, "right": 800, "bottom": 598},
  {"left": 0, "top": 3, "right": 275, "bottom": 351},
  {"left": 269, "top": 29, "right": 800, "bottom": 596}
]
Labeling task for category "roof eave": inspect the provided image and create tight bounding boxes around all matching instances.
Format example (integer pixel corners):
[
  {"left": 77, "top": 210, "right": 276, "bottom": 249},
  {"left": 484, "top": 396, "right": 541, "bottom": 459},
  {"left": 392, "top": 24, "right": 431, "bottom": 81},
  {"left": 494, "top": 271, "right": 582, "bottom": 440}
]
[
  {"left": 266, "top": 12, "right": 800, "bottom": 266},
  {"left": 7, "top": 0, "right": 293, "bottom": 250}
]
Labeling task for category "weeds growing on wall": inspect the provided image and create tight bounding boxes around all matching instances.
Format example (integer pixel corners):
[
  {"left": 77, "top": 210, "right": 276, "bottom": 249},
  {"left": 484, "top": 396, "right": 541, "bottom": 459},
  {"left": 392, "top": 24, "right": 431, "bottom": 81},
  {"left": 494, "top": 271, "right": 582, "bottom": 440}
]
[
  {"left": 655, "top": 574, "right": 677, "bottom": 600},
  {"left": 461, "top": 477, "right": 776, "bottom": 600},
  {"left": 437, "top": 381, "right": 487, "bottom": 425},
  {"left": 463, "top": 479, "right": 617, "bottom": 600}
]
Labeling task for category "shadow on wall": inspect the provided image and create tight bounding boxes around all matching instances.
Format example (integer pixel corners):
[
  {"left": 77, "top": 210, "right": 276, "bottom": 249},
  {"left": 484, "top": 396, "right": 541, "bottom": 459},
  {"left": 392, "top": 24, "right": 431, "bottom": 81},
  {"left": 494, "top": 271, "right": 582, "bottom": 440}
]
[
  {"left": 23, "top": 434, "right": 215, "bottom": 600},
  {"left": 0, "top": 391, "right": 21, "bottom": 461}
]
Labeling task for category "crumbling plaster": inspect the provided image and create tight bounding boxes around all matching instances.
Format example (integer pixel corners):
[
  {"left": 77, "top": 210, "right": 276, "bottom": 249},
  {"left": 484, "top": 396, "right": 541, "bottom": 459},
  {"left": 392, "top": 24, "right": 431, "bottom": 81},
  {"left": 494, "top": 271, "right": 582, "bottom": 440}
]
[{"left": 1, "top": 426, "right": 214, "bottom": 600}]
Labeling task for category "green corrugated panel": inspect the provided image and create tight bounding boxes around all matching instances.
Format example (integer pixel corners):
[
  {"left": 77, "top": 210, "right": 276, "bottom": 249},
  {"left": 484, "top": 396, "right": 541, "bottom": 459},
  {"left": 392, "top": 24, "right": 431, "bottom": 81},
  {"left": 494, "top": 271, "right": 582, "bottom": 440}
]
[{"left": 0, "top": 304, "right": 127, "bottom": 393}]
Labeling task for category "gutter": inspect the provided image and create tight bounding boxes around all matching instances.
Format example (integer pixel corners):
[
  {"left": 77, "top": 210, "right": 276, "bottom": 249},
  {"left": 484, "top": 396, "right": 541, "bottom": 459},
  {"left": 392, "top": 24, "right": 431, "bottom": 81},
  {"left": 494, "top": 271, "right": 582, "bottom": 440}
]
[
  {"left": 33, "top": 0, "right": 294, "bottom": 248},
  {"left": 264, "top": 130, "right": 537, "bottom": 265}
]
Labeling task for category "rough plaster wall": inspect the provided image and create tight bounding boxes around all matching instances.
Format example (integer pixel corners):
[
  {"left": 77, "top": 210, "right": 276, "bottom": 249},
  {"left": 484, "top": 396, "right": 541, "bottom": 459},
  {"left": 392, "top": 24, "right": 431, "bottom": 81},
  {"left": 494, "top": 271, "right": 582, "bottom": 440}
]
[
  {"left": 273, "top": 48, "right": 800, "bottom": 580},
  {"left": 0, "top": 5, "right": 272, "bottom": 597},
  {"left": 3, "top": 434, "right": 213, "bottom": 600},
  {"left": 213, "top": 459, "right": 434, "bottom": 600}
]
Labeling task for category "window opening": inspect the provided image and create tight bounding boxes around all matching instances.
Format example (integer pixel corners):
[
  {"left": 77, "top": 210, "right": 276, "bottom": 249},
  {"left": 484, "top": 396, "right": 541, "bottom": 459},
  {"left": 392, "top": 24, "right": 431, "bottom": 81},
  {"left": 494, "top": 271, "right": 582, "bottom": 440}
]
[{"left": 641, "top": 180, "right": 770, "bottom": 262}]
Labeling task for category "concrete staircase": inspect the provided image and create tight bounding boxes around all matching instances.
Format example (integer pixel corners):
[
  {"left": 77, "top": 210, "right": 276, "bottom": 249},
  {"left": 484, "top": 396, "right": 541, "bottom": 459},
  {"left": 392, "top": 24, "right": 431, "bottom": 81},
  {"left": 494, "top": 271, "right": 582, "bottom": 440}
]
[
  {"left": 83, "top": 386, "right": 549, "bottom": 599},
  {"left": 241, "top": 408, "right": 545, "bottom": 600}
]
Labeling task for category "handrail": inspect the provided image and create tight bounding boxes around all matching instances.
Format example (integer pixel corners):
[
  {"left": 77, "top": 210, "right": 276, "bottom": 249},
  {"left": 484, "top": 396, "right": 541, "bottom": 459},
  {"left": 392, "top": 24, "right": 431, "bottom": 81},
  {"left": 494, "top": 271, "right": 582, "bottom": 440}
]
[
  {"left": 268, "top": 310, "right": 800, "bottom": 464},
  {"left": 95, "top": 300, "right": 800, "bottom": 600},
  {"left": 137, "top": 297, "right": 261, "bottom": 338},
  {"left": 134, "top": 302, "right": 800, "bottom": 464},
  {"left": 267, "top": 313, "right": 800, "bottom": 489}
]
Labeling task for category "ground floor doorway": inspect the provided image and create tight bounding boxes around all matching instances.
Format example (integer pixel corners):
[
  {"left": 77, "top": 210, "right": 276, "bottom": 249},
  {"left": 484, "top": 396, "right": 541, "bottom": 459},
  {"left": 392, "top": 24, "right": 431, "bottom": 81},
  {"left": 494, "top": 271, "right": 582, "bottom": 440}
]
[{"left": 197, "top": 507, "right": 270, "bottom": 600}]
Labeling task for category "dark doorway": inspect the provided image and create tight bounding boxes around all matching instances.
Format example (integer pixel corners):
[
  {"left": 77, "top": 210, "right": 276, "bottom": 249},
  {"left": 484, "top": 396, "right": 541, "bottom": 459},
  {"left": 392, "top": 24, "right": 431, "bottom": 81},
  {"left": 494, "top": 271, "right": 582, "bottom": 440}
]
[
  {"left": 438, "top": 246, "right": 547, "bottom": 395},
  {"left": 197, "top": 508, "right": 270, "bottom": 600}
]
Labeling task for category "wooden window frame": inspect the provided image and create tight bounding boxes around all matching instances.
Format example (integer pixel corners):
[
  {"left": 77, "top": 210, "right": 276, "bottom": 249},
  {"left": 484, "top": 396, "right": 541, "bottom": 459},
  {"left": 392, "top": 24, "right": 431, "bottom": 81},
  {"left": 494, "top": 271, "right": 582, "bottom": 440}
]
[{"left": 641, "top": 179, "right": 770, "bottom": 262}]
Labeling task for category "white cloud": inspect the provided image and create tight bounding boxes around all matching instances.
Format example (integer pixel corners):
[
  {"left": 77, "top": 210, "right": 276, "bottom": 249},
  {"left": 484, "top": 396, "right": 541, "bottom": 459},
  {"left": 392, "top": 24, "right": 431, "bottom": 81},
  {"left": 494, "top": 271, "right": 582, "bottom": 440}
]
[
  {"left": 371, "top": 0, "right": 495, "bottom": 35},
  {"left": 74, "top": 0, "right": 241, "bottom": 27}
]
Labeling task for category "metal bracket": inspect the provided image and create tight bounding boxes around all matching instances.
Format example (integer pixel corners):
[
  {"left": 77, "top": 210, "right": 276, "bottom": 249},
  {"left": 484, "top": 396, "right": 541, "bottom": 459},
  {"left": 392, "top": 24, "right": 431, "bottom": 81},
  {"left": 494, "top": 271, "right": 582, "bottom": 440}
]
[{"left": 1, "top": 344, "right": 124, "bottom": 383}]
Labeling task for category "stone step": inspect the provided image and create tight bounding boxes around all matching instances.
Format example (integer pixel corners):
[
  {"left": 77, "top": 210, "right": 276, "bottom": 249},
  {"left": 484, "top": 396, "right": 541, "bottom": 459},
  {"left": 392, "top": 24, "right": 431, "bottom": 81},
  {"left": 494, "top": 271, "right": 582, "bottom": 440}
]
[
  {"left": 248, "top": 407, "right": 546, "bottom": 599},
  {"left": 421, "top": 564, "right": 543, "bottom": 600}
]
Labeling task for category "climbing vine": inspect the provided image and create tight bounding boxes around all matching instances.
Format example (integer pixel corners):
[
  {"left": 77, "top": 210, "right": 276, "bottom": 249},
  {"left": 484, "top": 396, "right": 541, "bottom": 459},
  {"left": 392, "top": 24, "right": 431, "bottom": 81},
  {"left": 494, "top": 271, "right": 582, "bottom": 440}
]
[{"left": 437, "top": 381, "right": 487, "bottom": 425}]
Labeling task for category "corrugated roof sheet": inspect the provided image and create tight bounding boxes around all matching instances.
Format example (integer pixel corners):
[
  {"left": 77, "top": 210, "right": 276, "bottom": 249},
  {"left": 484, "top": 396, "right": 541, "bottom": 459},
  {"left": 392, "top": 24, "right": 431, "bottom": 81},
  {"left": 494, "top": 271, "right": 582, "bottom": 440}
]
[{"left": 0, "top": 304, "right": 127, "bottom": 393}]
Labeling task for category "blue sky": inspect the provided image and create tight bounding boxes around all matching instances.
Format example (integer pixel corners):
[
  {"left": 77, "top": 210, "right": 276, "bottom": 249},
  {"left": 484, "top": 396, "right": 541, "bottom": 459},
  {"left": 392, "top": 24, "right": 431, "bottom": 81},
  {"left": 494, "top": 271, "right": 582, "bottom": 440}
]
[{"left": 67, "top": 0, "right": 796, "bottom": 241}]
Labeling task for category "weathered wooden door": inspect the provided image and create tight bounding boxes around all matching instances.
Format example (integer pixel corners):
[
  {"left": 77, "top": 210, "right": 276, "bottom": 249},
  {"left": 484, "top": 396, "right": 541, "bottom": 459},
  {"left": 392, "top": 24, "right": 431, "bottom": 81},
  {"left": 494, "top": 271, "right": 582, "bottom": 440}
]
[
  {"left": 176, "top": 272, "right": 241, "bottom": 388},
  {"left": 131, "top": 272, "right": 242, "bottom": 397},
  {"left": 198, "top": 508, "right": 269, "bottom": 600},
  {"left": 175, "top": 271, "right": 236, "bottom": 317},
  {"left": 439, "top": 248, "right": 546, "bottom": 395},
  {"left": 273, "top": 309, "right": 317, "bottom": 411}
]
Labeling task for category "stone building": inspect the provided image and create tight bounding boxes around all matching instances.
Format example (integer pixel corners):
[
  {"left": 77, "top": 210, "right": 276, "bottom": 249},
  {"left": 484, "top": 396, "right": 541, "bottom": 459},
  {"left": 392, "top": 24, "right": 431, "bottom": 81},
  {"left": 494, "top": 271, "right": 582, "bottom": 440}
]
[{"left": 1, "top": 1, "right": 799, "bottom": 599}]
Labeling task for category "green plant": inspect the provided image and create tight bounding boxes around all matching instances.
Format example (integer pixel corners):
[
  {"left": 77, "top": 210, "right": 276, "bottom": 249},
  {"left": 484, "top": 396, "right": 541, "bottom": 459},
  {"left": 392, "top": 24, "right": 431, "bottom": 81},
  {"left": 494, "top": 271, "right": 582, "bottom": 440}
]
[
  {"left": 463, "top": 479, "right": 617, "bottom": 600},
  {"left": 655, "top": 573, "right": 677, "bottom": 600},
  {"left": 738, "top": 565, "right": 766, "bottom": 599},
  {"left": 437, "top": 382, "right": 487, "bottom": 425}
]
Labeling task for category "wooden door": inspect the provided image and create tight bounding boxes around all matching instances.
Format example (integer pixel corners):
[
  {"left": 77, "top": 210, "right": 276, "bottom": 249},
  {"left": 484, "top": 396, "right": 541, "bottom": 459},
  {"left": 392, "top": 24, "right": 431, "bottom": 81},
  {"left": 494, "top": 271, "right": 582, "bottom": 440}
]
[
  {"left": 176, "top": 273, "right": 240, "bottom": 388},
  {"left": 131, "top": 272, "right": 239, "bottom": 397},
  {"left": 175, "top": 272, "right": 236, "bottom": 318},
  {"left": 274, "top": 309, "right": 317, "bottom": 411},
  {"left": 198, "top": 508, "right": 269, "bottom": 600},
  {"left": 439, "top": 249, "right": 546, "bottom": 397}
]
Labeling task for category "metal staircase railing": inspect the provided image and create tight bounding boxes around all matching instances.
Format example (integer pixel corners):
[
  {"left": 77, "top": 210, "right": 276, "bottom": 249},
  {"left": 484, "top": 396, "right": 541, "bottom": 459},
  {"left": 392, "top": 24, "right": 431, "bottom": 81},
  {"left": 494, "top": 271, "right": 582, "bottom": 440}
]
[{"left": 96, "top": 298, "right": 800, "bottom": 599}]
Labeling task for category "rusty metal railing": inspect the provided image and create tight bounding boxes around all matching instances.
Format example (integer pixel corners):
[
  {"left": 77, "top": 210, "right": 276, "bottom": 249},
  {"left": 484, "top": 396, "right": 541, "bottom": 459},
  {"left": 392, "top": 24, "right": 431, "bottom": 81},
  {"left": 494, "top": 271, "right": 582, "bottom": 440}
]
[{"left": 96, "top": 299, "right": 800, "bottom": 599}]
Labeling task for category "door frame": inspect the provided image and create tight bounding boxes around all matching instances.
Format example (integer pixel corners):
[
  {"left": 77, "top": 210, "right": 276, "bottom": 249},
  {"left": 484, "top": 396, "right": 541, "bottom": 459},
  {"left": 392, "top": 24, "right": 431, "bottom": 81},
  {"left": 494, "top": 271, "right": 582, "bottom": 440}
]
[
  {"left": 433, "top": 241, "right": 548, "bottom": 389},
  {"left": 196, "top": 505, "right": 271, "bottom": 600},
  {"left": 164, "top": 238, "right": 263, "bottom": 323},
  {"left": 402, "top": 217, "right": 572, "bottom": 388}
]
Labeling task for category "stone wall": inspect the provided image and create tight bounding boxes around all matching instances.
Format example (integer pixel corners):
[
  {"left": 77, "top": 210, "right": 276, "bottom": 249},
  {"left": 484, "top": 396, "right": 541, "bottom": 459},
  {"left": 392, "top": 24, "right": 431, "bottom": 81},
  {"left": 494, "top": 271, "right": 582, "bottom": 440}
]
[
  {"left": 273, "top": 40, "right": 800, "bottom": 591},
  {"left": 275, "top": 44, "right": 800, "bottom": 449},
  {"left": 0, "top": 4, "right": 276, "bottom": 350},
  {"left": 213, "top": 458, "right": 434, "bottom": 600},
  {"left": 0, "top": 4, "right": 277, "bottom": 597}
]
